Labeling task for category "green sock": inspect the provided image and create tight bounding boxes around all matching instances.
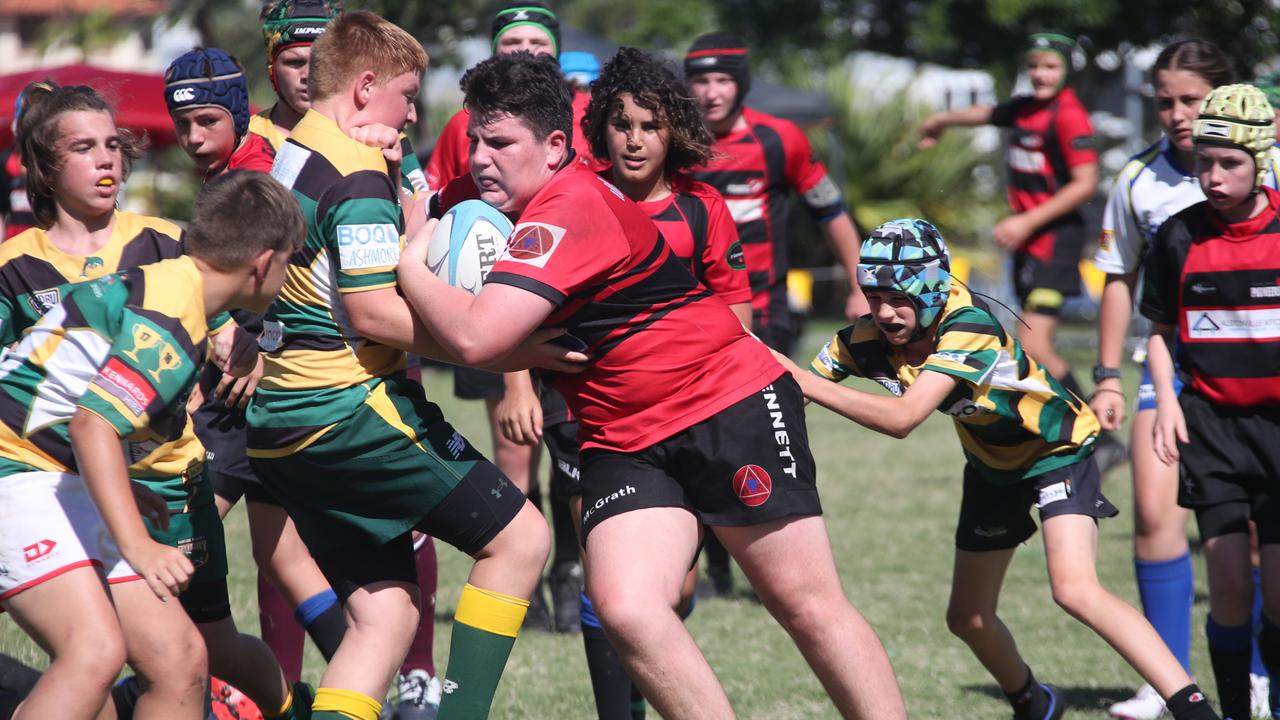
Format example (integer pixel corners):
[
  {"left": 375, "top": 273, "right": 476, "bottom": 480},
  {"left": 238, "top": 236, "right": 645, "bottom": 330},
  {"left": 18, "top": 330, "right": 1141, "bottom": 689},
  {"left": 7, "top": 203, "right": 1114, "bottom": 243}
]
[{"left": 438, "top": 583, "right": 529, "bottom": 720}]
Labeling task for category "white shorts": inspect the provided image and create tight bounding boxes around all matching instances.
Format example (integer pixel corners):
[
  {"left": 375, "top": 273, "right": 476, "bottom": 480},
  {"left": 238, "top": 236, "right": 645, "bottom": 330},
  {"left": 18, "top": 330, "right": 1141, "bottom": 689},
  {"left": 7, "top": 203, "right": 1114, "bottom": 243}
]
[{"left": 0, "top": 471, "right": 138, "bottom": 602}]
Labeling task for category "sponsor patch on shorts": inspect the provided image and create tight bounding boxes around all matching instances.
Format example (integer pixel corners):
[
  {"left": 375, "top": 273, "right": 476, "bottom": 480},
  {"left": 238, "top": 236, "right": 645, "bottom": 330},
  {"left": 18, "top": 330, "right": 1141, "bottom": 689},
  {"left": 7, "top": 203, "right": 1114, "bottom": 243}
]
[{"left": 1036, "top": 479, "right": 1071, "bottom": 508}]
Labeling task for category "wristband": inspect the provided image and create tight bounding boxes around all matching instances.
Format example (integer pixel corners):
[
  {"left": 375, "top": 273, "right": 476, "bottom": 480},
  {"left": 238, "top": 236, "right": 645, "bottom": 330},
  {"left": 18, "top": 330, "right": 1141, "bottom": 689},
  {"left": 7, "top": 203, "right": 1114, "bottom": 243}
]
[{"left": 1092, "top": 364, "right": 1122, "bottom": 383}]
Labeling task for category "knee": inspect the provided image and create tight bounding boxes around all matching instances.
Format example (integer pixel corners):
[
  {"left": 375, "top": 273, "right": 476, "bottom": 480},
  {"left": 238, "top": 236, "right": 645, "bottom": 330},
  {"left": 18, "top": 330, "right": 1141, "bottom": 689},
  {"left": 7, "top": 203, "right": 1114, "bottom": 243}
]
[
  {"left": 590, "top": 586, "right": 667, "bottom": 646},
  {"left": 766, "top": 592, "right": 833, "bottom": 642},
  {"left": 1049, "top": 578, "right": 1102, "bottom": 620},
  {"left": 486, "top": 506, "right": 550, "bottom": 574},
  {"left": 55, "top": 632, "right": 126, "bottom": 693},
  {"left": 946, "top": 606, "right": 994, "bottom": 642},
  {"left": 135, "top": 624, "right": 207, "bottom": 691}
]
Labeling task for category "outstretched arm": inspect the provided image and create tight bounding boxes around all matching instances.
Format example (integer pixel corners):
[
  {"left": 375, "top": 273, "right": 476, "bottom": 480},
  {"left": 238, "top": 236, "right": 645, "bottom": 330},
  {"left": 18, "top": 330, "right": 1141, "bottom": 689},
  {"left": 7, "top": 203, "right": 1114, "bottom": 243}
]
[{"left": 917, "top": 105, "right": 995, "bottom": 149}]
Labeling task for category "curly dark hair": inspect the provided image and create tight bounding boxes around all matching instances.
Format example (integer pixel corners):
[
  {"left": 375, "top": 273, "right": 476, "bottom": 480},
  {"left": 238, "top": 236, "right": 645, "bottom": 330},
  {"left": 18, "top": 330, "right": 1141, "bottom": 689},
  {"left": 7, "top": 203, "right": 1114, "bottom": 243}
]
[
  {"left": 460, "top": 52, "right": 573, "bottom": 144},
  {"left": 18, "top": 82, "right": 144, "bottom": 229},
  {"left": 583, "top": 47, "right": 713, "bottom": 177}
]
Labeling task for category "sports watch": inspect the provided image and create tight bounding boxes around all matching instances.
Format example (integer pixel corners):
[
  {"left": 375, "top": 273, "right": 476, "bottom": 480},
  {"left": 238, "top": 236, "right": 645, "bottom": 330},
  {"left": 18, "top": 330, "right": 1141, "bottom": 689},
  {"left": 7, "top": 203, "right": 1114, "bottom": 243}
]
[{"left": 1092, "top": 364, "right": 1121, "bottom": 383}]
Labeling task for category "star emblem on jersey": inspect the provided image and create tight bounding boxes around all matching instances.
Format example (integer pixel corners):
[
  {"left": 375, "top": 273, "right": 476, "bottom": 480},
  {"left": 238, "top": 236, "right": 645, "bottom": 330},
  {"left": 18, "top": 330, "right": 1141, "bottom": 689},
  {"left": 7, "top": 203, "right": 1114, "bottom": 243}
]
[{"left": 732, "top": 464, "right": 772, "bottom": 507}]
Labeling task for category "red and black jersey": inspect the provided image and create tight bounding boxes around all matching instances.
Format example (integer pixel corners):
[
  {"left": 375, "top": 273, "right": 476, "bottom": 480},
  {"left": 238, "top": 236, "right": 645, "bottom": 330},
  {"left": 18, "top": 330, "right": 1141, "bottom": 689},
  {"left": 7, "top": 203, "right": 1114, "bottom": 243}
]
[
  {"left": 207, "top": 132, "right": 277, "bottom": 182},
  {"left": 426, "top": 89, "right": 605, "bottom": 191},
  {"left": 990, "top": 87, "right": 1097, "bottom": 261},
  {"left": 446, "top": 162, "right": 782, "bottom": 452},
  {"left": 689, "top": 106, "right": 846, "bottom": 335},
  {"left": 1140, "top": 186, "right": 1280, "bottom": 407},
  {"left": 1, "top": 149, "right": 34, "bottom": 240},
  {"left": 632, "top": 175, "right": 750, "bottom": 306}
]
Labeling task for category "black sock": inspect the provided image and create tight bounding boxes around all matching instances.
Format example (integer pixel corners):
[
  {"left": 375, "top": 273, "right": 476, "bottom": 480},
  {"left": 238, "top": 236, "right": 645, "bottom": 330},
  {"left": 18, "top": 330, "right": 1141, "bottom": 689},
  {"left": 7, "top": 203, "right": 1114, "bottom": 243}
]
[
  {"left": 1005, "top": 668, "right": 1048, "bottom": 720},
  {"left": 704, "top": 533, "right": 730, "bottom": 574},
  {"left": 305, "top": 601, "right": 348, "bottom": 661},
  {"left": 1259, "top": 615, "right": 1280, "bottom": 679},
  {"left": 583, "top": 624, "right": 640, "bottom": 720},
  {"left": 1208, "top": 646, "right": 1252, "bottom": 720},
  {"left": 1165, "top": 683, "right": 1220, "bottom": 720}
]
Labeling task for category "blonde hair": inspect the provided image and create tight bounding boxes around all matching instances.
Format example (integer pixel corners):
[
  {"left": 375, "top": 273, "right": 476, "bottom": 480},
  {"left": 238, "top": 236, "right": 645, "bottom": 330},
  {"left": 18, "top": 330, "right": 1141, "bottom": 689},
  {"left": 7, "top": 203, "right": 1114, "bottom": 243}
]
[{"left": 309, "top": 11, "right": 427, "bottom": 102}]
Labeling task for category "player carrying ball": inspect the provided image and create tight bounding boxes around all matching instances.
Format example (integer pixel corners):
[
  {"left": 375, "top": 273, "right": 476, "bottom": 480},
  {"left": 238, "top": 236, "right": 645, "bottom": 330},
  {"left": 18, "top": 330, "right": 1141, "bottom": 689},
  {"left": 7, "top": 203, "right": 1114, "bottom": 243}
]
[
  {"left": 776, "top": 218, "right": 1221, "bottom": 720},
  {"left": 403, "top": 51, "right": 906, "bottom": 720}
]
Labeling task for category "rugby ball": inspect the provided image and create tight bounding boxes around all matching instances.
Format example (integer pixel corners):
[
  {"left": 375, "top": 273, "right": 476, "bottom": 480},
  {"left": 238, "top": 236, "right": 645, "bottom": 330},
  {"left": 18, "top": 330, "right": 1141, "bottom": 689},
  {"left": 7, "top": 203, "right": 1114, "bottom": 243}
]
[{"left": 426, "top": 199, "right": 512, "bottom": 295}]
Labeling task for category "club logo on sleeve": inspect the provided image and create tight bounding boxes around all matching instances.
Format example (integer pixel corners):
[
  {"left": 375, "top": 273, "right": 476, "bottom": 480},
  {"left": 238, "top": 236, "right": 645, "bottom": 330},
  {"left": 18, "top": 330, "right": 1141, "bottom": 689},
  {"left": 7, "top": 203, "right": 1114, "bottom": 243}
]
[
  {"left": 121, "top": 323, "right": 183, "bottom": 382},
  {"left": 96, "top": 358, "right": 156, "bottom": 417},
  {"left": 733, "top": 464, "right": 772, "bottom": 507},
  {"left": 502, "top": 222, "right": 567, "bottom": 269},
  {"left": 726, "top": 241, "right": 746, "bottom": 270}
]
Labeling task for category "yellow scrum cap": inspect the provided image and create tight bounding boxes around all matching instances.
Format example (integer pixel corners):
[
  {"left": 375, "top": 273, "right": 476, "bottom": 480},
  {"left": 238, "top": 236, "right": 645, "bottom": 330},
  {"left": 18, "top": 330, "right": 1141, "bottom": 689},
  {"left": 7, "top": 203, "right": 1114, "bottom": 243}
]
[{"left": 1193, "top": 83, "right": 1277, "bottom": 188}]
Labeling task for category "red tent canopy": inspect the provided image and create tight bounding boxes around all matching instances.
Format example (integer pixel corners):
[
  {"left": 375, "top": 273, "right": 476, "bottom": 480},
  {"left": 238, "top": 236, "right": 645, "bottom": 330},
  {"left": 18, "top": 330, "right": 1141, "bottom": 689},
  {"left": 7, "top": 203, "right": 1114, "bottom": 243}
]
[{"left": 0, "top": 64, "right": 176, "bottom": 149}]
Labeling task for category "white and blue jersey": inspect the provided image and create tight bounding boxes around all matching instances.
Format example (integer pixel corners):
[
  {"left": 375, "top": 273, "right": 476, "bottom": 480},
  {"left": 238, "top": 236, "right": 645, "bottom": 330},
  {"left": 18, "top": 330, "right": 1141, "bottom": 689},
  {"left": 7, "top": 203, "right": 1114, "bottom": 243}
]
[{"left": 1096, "top": 138, "right": 1280, "bottom": 275}]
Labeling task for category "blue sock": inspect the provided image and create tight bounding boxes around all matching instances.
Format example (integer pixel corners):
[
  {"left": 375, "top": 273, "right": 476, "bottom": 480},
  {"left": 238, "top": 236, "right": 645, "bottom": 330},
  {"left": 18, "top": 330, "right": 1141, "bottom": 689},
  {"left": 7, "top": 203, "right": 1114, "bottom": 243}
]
[
  {"left": 580, "top": 590, "right": 602, "bottom": 630},
  {"left": 1136, "top": 553, "right": 1194, "bottom": 672},
  {"left": 294, "top": 589, "right": 339, "bottom": 627},
  {"left": 1254, "top": 567, "right": 1269, "bottom": 678}
]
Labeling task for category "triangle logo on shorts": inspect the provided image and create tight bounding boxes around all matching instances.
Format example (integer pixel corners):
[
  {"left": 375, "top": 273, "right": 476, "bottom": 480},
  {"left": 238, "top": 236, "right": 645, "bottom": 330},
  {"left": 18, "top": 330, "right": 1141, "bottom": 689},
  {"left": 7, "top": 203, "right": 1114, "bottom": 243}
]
[{"left": 733, "top": 464, "right": 772, "bottom": 507}]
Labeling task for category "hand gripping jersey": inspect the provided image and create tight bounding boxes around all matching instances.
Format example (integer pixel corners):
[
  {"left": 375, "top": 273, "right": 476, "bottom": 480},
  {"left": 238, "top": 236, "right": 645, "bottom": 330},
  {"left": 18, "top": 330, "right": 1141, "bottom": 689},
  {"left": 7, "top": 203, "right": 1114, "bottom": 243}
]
[
  {"left": 1096, "top": 139, "right": 1280, "bottom": 275},
  {"left": 425, "top": 89, "right": 605, "bottom": 191},
  {"left": 811, "top": 285, "right": 1100, "bottom": 484},
  {"left": 250, "top": 110, "right": 408, "bottom": 456},
  {"left": 632, "top": 174, "right": 750, "bottom": 306},
  {"left": 458, "top": 162, "right": 782, "bottom": 452},
  {"left": 1140, "top": 187, "right": 1280, "bottom": 407},
  {"left": 689, "top": 106, "right": 846, "bottom": 335},
  {"left": 989, "top": 86, "right": 1097, "bottom": 260},
  {"left": 0, "top": 257, "right": 211, "bottom": 503}
]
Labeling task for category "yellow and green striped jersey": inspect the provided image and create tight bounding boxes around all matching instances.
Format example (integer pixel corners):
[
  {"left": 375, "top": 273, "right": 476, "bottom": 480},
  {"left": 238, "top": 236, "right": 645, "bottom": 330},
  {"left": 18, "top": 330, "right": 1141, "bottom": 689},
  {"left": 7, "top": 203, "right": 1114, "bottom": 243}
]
[
  {"left": 811, "top": 285, "right": 1099, "bottom": 483},
  {"left": 250, "top": 110, "right": 428, "bottom": 194},
  {"left": 249, "top": 109, "right": 408, "bottom": 457},
  {"left": 0, "top": 257, "right": 211, "bottom": 506}
]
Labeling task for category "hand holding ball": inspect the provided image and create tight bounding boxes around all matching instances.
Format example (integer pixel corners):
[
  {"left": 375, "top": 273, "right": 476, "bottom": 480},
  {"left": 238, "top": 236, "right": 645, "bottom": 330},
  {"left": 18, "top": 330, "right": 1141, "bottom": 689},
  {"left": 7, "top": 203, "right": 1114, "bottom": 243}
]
[{"left": 425, "top": 200, "right": 512, "bottom": 295}]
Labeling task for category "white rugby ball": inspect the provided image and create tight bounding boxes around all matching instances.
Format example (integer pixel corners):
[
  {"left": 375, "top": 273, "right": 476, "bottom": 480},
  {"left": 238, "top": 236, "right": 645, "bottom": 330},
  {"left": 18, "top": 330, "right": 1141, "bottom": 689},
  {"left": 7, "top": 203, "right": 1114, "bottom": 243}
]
[{"left": 426, "top": 199, "right": 512, "bottom": 295}]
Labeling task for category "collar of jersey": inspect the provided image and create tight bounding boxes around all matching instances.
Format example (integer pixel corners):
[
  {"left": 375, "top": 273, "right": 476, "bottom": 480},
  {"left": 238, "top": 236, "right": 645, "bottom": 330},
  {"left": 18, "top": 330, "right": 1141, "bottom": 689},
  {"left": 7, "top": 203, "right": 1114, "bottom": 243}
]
[{"left": 290, "top": 110, "right": 390, "bottom": 177}]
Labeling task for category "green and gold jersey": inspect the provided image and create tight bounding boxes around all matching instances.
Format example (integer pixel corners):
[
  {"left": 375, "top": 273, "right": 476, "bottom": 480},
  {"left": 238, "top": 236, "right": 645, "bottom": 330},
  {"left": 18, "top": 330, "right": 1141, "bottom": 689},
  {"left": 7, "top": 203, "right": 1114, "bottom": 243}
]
[
  {"left": 249, "top": 109, "right": 407, "bottom": 457},
  {"left": 0, "top": 257, "right": 211, "bottom": 506},
  {"left": 810, "top": 286, "right": 1099, "bottom": 484},
  {"left": 0, "top": 211, "right": 184, "bottom": 346}
]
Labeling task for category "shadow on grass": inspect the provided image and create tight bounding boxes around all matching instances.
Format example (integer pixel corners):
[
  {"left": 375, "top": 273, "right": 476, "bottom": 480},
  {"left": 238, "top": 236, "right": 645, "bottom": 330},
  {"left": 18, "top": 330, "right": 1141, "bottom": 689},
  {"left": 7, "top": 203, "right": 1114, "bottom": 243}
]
[{"left": 962, "top": 683, "right": 1135, "bottom": 711}]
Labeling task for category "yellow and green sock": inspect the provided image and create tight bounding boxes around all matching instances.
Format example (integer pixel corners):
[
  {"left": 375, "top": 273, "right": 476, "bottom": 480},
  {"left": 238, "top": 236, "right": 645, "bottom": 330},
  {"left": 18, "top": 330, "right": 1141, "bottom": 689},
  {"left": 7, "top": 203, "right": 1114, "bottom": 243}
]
[
  {"left": 311, "top": 687, "right": 381, "bottom": 720},
  {"left": 437, "top": 583, "right": 529, "bottom": 720}
]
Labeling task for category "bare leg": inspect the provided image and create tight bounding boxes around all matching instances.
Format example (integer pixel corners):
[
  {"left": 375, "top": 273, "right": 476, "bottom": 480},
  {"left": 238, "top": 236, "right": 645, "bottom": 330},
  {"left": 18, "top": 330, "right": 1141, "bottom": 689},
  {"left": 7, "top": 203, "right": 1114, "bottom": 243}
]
[
  {"left": 1131, "top": 410, "right": 1190, "bottom": 562},
  {"left": 3, "top": 568, "right": 125, "bottom": 720},
  {"left": 945, "top": 547, "right": 1029, "bottom": 690},
  {"left": 320, "top": 581, "right": 420, "bottom": 698},
  {"left": 1041, "top": 514, "right": 1194, "bottom": 697},
  {"left": 717, "top": 515, "right": 907, "bottom": 720},
  {"left": 585, "top": 507, "right": 732, "bottom": 720},
  {"left": 199, "top": 615, "right": 292, "bottom": 715},
  {"left": 1018, "top": 311, "right": 1068, "bottom": 380},
  {"left": 110, "top": 580, "right": 207, "bottom": 720}
]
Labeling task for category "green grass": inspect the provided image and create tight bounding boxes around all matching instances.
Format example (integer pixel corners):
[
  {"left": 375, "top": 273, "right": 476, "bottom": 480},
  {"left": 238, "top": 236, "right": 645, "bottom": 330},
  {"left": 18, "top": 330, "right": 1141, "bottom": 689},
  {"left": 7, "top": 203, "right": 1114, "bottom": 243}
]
[{"left": 0, "top": 319, "right": 1214, "bottom": 719}]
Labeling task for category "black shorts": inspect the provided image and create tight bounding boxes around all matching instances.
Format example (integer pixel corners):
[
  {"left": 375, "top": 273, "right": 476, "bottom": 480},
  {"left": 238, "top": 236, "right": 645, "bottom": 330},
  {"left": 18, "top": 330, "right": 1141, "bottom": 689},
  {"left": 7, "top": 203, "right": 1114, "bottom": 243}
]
[
  {"left": 544, "top": 415, "right": 582, "bottom": 496},
  {"left": 955, "top": 456, "right": 1117, "bottom": 552},
  {"left": 1012, "top": 223, "right": 1084, "bottom": 316},
  {"left": 577, "top": 375, "right": 820, "bottom": 540},
  {"left": 1177, "top": 391, "right": 1280, "bottom": 543},
  {"left": 453, "top": 366, "right": 505, "bottom": 401}
]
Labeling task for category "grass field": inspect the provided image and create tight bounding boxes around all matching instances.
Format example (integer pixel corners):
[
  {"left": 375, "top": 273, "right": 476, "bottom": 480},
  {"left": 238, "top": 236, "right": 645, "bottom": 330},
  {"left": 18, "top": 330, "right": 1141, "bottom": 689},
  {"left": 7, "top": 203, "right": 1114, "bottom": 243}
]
[{"left": 0, "top": 319, "right": 1216, "bottom": 719}]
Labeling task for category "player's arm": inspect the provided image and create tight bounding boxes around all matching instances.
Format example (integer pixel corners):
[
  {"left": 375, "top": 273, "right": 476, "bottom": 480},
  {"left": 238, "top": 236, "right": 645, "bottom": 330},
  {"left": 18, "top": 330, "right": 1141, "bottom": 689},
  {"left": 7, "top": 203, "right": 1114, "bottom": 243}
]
[
  {"left": 819, "top": 212, "right": 870, "bottom": 319},
  {"left": 993, "top": 161, "right": 1099, "bottom": 250},
  {"left": 728, "top": 302, "right": 751, "bottom": 328},
  {"left": 798, "top": 367, "right": 957, "bottom": 438},
  {"left": 917, "top": 105, "right": 995, "bottom": 149},
  {"left": 1090, "top": 177, "right": 1143, "bottom": 428},
  {"left": 1146, "top": 323, "right": 1186, "bottom": 466},
  {"left": 69, "top": 409, "right": 193, "bottom": 600}
]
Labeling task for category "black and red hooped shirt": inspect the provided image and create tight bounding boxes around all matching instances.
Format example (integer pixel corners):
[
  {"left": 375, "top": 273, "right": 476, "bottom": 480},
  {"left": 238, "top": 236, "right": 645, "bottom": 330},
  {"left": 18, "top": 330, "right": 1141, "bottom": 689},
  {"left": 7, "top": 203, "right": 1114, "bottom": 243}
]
[
  {"left": 1141, "top": 186, "right": 1280, "bottom": 407},
  {"left": 690, "top": 107, "right": 846, "bottom": 332},
  {"left": 631, "top": 174, "right": 750, "bottom": 306},
  {"left": 990, "top": 87, "right": 1097, "bottom": 260}
]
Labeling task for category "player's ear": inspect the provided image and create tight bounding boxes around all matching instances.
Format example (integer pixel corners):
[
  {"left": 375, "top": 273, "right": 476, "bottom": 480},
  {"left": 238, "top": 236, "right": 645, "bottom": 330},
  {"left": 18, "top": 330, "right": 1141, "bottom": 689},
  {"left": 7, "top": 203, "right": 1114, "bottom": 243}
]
[
  {"left": 545, "top": 128, "right": 567, "bottom": 169},
  {"left": 249, "top": 247, "right": 275, "bottom": 281},
  {"left": 353, "top": 70, "right": 377, "bottom": 110}
]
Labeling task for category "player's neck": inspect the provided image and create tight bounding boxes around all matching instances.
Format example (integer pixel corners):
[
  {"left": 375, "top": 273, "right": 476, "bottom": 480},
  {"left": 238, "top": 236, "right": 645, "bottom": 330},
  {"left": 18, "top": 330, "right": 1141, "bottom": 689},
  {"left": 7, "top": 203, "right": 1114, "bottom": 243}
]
[
  {"left": 309, "top": 97, "right": 356, "bottom": 135},
  {"left": 270, "top": 101, "right": 304, "bottom": 133},
  {"left": 614, "top": 171, "right": 672, "bottom": 204},
  {"left": 46, "top": 205, "right": 115, "bottom": 257},
  {"left": 192, "top": 257, "right": 246, "bottom": 318},
  {"left": 708, "top": 110, "right": 747, "bottom": 138}
]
